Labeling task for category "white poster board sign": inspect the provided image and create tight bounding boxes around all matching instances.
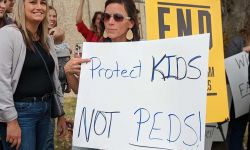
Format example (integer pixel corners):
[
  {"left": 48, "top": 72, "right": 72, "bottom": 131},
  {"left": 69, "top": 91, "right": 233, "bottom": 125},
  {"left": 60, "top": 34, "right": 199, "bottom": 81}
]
[
  {"left": 73, "top": 34, "right": 210, "bottom": 150},
  {"left": 225, "top": 52, "right": 250, "bottom": 118}
]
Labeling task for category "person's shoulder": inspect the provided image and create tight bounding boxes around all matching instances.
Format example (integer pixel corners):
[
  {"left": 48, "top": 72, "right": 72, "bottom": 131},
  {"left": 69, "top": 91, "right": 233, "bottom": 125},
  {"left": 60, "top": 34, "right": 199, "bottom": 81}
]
[
  {"left": 0, "top": 25, "right": 22, "bottom": 40},
  {"left": 0, "top": 24, "right": 19, "bottom": 33}
]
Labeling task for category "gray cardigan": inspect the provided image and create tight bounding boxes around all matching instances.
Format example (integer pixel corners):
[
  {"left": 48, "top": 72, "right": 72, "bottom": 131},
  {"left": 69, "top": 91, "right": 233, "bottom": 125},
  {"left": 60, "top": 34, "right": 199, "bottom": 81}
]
[{"left": 0, "top": 25, "right": 64, "bottom": 122}]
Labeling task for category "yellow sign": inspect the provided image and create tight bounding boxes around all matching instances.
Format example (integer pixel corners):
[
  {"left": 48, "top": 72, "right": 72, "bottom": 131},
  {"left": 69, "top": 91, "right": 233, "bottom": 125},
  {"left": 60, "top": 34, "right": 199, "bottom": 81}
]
[{"left": 146, "top": 0, "right": 229, "bottom": 123}]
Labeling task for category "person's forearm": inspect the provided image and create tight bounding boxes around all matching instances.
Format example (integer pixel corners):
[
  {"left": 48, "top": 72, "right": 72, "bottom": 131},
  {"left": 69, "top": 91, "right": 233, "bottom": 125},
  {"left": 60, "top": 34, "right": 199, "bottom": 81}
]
[
  {"left": 76, "top": 0, "right": 84, "bottom": 24},
  {"left": 66, "top": 73, "right": 79, "bottom": 94}
]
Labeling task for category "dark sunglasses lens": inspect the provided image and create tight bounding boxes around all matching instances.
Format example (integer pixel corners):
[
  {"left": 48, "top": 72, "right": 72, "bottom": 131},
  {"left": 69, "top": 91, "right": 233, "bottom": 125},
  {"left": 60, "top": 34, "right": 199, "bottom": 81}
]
[
  {"left": 103, "top": 13, "right": 111, "bottom": 21},
  {"left": 113, "top": 13, "right": 124, "bottom": 22}
]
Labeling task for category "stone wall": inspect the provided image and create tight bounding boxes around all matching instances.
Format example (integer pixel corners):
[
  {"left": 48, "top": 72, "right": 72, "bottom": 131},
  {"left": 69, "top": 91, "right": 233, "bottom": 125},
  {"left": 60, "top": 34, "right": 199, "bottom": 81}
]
[
  {"left": 50, "top": 0, "right": 250, "bottom": 52},
  {"left": 48, "top": 0, "right": 103, "bottom": 51}
]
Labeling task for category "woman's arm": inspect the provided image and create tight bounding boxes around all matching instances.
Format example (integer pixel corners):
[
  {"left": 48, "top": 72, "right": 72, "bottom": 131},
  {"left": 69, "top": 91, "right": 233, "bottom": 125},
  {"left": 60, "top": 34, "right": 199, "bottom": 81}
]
[
  {"left": 65, "top": 73, "right": 80, "bottom": 94},
  {"left": 76, "top": 0, "right": 84, "bottom": 24},
  {"left": 75, "top": 0, "right": 94, "bottom": 40},
  {"left": 0, "top": 26, "right": 23, "bottom": 150}
]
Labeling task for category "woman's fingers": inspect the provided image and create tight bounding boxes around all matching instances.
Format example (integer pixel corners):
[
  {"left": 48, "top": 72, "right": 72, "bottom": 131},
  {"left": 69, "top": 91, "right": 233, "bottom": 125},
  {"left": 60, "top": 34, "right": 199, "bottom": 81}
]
[
  {"left": 49, "top": 28, "right": 55, "bottom": 35},
  {"left": 16, "top": 137, "right": 21, "bottom": 150},
  {"left": 6, "top": 119, "right": 21, "bottom": 149},
  {"left": 73, "top": 64, "right": 81, "bottom": 69},
  {"left": 64, "top": 58, "right": 90, "bottom": 75},
  {"left": 57, "top": 116, "right": 67, "bottom": 138},
  {"left": 10, "top": 138, "right": 18, "bottom": 148},
  {"left": 82, "top": 58, "right": 91, "bottom": 63}
]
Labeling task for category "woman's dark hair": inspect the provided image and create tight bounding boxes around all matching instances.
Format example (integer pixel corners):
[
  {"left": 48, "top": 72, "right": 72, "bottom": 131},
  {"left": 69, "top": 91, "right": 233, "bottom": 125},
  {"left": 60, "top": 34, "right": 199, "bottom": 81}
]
[
  {"left": 91, "top": 11, "right": 104, "bottom": 37},
  {"left": 240, "top": 18, "right": 250, "bottom": 42},
  {"left": 104, "top": 0, "right": 140, "bottom": 41}
]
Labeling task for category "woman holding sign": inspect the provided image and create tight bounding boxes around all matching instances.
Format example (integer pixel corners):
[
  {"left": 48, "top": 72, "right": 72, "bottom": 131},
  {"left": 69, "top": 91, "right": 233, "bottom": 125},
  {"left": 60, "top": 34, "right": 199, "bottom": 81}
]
[
  {"left": 67, "top": 0, "right": 140, "bottom": 149},
  {"left": 225, "top": 19, "right": 250, "bottom": 150},
  {"left": 65, "top": 0, "right": 140, "bottom": 94}
]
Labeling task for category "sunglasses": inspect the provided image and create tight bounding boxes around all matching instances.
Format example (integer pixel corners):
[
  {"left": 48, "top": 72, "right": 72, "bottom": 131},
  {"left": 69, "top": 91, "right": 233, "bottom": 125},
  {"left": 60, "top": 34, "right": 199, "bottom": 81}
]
[{"left": 103, "top": 13, "right": 131, "bottom": 22}]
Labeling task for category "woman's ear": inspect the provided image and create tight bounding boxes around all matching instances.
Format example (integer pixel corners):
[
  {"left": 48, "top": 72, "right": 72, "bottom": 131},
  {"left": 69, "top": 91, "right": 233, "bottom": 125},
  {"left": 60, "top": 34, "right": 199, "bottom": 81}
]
[{"left": 128, "top": 20, "right": 135, "bottom": 29}]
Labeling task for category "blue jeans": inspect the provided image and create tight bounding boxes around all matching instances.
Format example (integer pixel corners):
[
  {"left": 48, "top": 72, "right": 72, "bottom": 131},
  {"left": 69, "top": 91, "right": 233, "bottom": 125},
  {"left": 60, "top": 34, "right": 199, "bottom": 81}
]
[{"left": 0, "top": 99, "right": 51, "bottom": 150}]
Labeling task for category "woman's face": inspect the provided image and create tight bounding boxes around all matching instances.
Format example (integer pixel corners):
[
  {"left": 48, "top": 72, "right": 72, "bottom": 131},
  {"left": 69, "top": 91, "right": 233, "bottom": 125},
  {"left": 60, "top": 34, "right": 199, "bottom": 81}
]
[
  {"left": 104, "top": 3, "right": 134, "bottom": 42},
  {"left": 48, "top": 9, "right": 57, "bottom": 29},
  {"left": 5, "top": 0, "right": 15, "bottom": 13},
  {"left": 0, "top": 0, "right": 6, "bottom": 19},
  {"left": 24, "top": 0, "right": 47, "bottom": 25}
]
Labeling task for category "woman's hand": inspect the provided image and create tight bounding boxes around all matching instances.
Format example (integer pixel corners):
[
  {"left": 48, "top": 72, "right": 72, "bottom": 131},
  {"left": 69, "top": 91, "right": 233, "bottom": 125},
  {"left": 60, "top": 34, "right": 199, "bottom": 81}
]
[
  {"left": 243, "top": 45, "right": 250, "bottom": 53},
  {"left": 57, "top": 116, "right": 67, "bottom": 138},
  {"left": 49, "top": 27, "right": 65, "bottom": 44},
  {"left": 6, "top": 119, "right": 21, "bottom": 150},
  {"left": 64, "top": 56, "right": 90, "bottom": 94},
  {"left": 64, "top": 57, "right": 90, "bottom": 76}
]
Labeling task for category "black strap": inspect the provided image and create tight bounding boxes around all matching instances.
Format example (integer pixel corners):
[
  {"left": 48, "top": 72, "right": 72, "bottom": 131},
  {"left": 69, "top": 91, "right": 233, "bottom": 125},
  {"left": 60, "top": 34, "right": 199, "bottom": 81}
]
[{"left": 33, "top": 43, "right": 56, "bottom": 94}]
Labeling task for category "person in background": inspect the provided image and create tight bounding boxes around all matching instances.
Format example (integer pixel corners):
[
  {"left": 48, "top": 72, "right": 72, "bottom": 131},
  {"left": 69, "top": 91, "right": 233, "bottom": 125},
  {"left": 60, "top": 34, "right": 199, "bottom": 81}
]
[
  {"left": 48, "top": 6, "right": 65, "bottom": 44},
  {"left": 68, "top": 0, "right": 140, "bottom": 149},
  {"left": 225, "top": 18, "right": 250, "bottom": 150},
  {"left": 50, "top": 29, "right": 72, "bottom": 93},
  {"left": 48, "top": 5, "right": 57, "bottom": 30},
  {"left": 46, "top": 5, "right": 72, "bottom": 150},
  {"left": 0, "top": 0, "right": 67, "bottom": 149},
  {"left": 0, "top": 0, "right": 7, "bottom": 28},
  {"left": 5, "top": 0, "right": 14, "bottom": 13},
  {"left": 76, "top": 0, "right": 103, "bottom": 42},
  {"left": 4, "top": 0, "right": 14, "bottom": 24},
  {"left": 48, "top": 6, "right": 71, "bottom": 94}
]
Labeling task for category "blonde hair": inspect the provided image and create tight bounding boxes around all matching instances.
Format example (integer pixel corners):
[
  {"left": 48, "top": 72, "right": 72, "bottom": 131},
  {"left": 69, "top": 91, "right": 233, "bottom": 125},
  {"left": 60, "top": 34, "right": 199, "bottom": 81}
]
[{"left": 13, "top": 0, "right": 49, "bottom": 51}]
